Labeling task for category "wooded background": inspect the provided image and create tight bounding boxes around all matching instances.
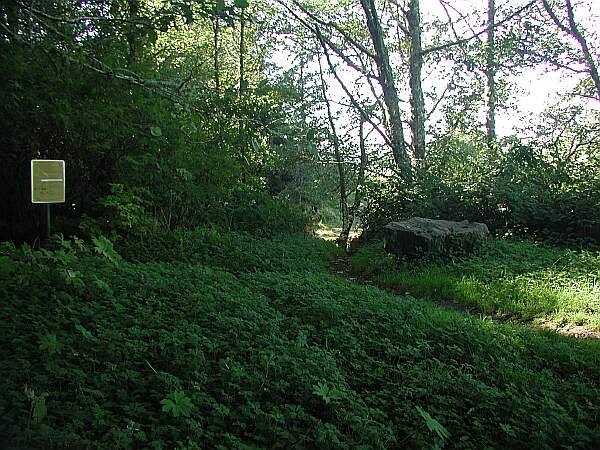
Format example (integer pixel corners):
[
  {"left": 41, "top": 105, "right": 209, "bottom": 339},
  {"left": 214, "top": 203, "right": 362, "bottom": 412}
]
[{"left": 1, "top": 0, "right": 598, "bottom": 245}]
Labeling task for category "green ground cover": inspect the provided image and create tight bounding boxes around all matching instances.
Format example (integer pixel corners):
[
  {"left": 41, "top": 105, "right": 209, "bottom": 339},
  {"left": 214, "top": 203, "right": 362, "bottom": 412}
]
[
  {"left": 1, "top": 232, "right": 599, "bottom": 449},
  {"left": 349, "top": 239, "right": 600, "bottom": 330}
]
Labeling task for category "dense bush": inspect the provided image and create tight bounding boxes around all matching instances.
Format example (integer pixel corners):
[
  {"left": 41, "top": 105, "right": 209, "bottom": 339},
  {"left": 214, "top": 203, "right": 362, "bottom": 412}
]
[
  {"left": 1, "top": 235, "right": 599, "bottom": 449},
  {"left": 0, "top": 44, "right": 171, "bottom": 243},
  {"left": 361, "top": 136, "right": 600, "bottom": 244},
  {"left": 0, "top": 42, "right": 318, "bottom": 244},
  {"left": 83, "top": 151, "right": 310, "bottom": 239}
]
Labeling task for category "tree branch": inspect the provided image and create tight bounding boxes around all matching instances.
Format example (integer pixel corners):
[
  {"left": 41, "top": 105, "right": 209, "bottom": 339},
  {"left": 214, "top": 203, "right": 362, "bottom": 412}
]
[
  {"left": 317, "top": 31, "right": 394, "bottom": 150},
  {"left": 290, "top": 0, "right": 376, "bottom": 60},
  {"left": 541, "top": 0, "right": 570, "bottom": 34},
  {"left": 423, "top": 0, "right": 536, "bottom": 55},
  {"left": 276, "top": 0, "right": 378, "bottom": 80}
]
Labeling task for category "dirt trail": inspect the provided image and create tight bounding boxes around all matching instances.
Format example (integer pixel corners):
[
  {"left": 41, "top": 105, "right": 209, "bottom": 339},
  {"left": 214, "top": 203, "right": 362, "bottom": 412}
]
[{"left": 329, "top": 254, "right": 600, "bottom": 340}]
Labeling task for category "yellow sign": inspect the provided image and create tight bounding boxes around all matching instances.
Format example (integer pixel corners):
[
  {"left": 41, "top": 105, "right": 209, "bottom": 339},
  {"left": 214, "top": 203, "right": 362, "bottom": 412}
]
[{"left": 31, "top": 160, "right": 65, "bottom": 203}]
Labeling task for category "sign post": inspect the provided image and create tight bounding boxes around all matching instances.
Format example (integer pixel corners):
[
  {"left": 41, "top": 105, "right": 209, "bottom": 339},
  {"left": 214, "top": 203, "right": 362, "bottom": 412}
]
[{"left": 31, "top": 160, "right": 65, "bottom": 240}]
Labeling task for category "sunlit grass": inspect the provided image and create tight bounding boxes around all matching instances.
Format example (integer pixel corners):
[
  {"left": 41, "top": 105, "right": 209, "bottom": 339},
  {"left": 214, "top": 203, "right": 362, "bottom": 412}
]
[{"left": 350, "top": 239, "right": 600, "bottom": 330}]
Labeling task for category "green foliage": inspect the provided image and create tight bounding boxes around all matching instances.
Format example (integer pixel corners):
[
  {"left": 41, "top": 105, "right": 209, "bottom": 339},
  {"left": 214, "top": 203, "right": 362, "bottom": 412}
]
[
  {"left": 161, "top": 391, "right": 194, "bottom": 418},
  {"left": 0, "top": 4, "right": 320, "bottom": 243},
  {"left": 1, "top": 232, "right": 599, "bottom": 449},
  {"left": 95, "top": 184, "right": 155, "bottom": 237},
  {"left": 416, "top": 405, "right": 451, "bottom": 449},
  {"left": 348, "top": 240, "right": 396, "bottom": 276},
  {"left": 1, "top": 4, "right": 599, "bottom": 447},
  {"left": 350, "top": 238, "right": 600, "bottom": 330},
  {"left": 362, "top": 136, "right": 600, "bottom": 245},
  {"left": 312, "top": 382, "right": 344, "bottom": 405},
  {"left": 92, "top": 235, "right": 122, "bottom": 266},
  {"left": 0, "top": 38, "right": 182, "bottom": 242},
  {"left": 116, "top": 226, "right": 340, "bottom": 273},
  {"left": 38, "top": 334, "right": 63, "bottom": 355},
  {"left": 25, "top": 387, "right": 49, "bottom": 426},
  {"left": 77, "top": 86, "right": 316, "bottom": 239}
]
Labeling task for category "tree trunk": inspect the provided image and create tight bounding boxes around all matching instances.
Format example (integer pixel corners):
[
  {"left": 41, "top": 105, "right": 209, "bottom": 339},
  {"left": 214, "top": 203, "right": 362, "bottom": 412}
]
[
  {"left": 542, "top": 0, "right": 600, "bottom": 100},
  {"left": 339, "top": 116, "right": 368, "bottom": 248},
  {"left": 486, "top": 0, "right": 497, "bottom": 146},
  {"left": 239, "top": 5, "right": 246, "bottom": 96},
  {"left": 407, "top": 0, "right": 426, "bottom": 160},
  {"left": 354, "top": 116, "right": 368, "bottom": 217},
  {"left": 213, "top": 17, "right": 220, "bottom": 92},
  {"left": 564, "top": 0, "right": 600, "bottom": 100},
  {"left": 359, "top": 0, "right": 411, "bottom": 181},
  {"left": 318, "top": 55, "right": 349, "bottom": 247},
  {"left": 4, "top": 3, "right": 20, "bottom": 35}
]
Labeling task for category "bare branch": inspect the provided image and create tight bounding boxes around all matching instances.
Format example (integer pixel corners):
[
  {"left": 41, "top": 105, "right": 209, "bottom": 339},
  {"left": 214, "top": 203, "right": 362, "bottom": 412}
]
[
  {"left": 289, "top": 0, "right": 376, "bottom": 60},
  {"left": 423, "top": 0, "right": 537, "bottom": 56},
  {"left": 276, "top": 0, "right": 378, "bottom": 80},
  {"left": 541, "top": 0, "right": 570, "bottom": 34},
  {"left": 426, "top": 78, "right": 453, "bottom": 121},
  {"left": 317, "top": 31, "right": 394, "bottom": 149}
]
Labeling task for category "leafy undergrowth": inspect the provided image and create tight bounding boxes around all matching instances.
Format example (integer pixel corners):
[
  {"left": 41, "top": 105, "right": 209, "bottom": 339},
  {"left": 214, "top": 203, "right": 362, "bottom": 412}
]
[
  {"left": 350, "top": 239, "right": 600, "bottom": 330},
  {"left": 1, "top": 233, "right": 599, "bottom": 449},
  {"left": 116, "top": 227, "right": 340, "bottom": 274}
]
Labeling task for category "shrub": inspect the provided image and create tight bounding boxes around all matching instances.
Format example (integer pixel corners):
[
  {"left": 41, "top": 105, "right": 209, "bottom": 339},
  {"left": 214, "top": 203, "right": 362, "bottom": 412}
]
[{"left": 361, "top": 137, "right": 600, "bottom": 245}]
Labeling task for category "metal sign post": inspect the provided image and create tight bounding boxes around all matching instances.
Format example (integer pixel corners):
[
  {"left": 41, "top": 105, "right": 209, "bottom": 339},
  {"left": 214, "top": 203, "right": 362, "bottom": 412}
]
[
  {"left": 31, "top": 160, "right": 66, "bottom": 240},
  {"left": 47, "top": 204, "right": 51, "bottom": 239}
]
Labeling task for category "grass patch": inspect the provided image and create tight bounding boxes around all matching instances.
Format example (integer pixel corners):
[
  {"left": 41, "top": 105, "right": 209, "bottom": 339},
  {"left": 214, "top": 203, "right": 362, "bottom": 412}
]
[
  {"left": 350, "top": 239, "right": 600, "bottom": 329},
  {"left": 1, "top": 232, "right": 599, "bottom": 449}
]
